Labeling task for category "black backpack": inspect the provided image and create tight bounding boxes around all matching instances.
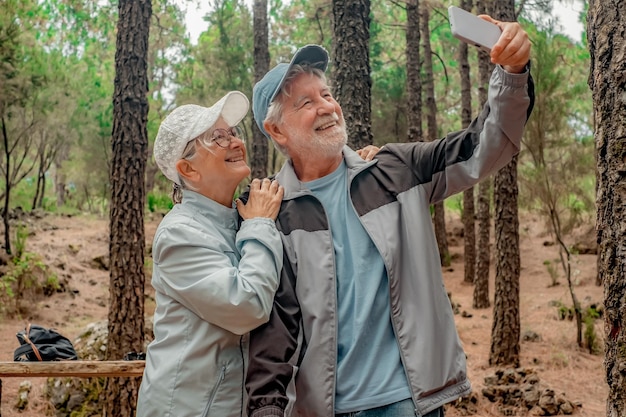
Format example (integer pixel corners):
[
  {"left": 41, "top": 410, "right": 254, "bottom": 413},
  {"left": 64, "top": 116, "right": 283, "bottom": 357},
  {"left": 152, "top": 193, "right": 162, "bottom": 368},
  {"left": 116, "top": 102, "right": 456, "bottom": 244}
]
[{"left": 14, "top": 323, "right": 78, "bottom": 361}]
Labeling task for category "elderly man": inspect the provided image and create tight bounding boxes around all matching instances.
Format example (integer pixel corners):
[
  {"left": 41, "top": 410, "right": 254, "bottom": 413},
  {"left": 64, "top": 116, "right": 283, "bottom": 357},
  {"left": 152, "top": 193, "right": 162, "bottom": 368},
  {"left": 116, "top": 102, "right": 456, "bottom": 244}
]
[{"left": 246, "top": 16, "right": 533, "bottom": 417}]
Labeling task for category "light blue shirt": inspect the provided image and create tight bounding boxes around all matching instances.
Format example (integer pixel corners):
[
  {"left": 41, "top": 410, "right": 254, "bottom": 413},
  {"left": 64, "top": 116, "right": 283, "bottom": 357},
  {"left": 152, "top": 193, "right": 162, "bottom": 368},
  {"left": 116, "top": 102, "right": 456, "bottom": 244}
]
[{"left": 305, "top": 161, "right": 411, "bottom": 413}]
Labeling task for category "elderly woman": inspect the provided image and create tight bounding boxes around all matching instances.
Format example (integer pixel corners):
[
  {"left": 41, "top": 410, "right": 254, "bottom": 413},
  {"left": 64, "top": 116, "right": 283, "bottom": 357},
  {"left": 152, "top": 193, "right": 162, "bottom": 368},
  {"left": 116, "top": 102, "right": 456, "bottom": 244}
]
[{"left": 136, "top": 91, "right": 284, "bottom": 417}]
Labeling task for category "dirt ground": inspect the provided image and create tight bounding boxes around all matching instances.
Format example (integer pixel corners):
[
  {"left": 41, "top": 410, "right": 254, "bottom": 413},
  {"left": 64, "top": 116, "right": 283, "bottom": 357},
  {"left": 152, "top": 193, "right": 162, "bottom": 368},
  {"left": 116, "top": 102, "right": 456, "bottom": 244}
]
[{"left": 0, "top": 211, "right": 606, "bottom": 416}]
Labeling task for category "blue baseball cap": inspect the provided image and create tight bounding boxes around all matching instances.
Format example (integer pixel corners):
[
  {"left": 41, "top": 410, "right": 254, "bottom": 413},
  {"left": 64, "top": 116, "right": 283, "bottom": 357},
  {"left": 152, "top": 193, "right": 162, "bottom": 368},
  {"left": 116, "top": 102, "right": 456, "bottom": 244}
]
[{"left": 252, "top": 44, "right": 329, "bottom": 139}]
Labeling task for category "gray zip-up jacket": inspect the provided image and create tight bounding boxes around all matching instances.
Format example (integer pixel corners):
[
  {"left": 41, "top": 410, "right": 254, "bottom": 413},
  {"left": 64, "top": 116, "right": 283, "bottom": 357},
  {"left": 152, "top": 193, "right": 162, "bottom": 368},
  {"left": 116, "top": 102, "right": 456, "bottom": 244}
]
[
  {"left": 246, "top": 65, "right": 534, "bottom": 417},
  {"left": 136, "top": 191, "right": 282, "bottom": 417}
]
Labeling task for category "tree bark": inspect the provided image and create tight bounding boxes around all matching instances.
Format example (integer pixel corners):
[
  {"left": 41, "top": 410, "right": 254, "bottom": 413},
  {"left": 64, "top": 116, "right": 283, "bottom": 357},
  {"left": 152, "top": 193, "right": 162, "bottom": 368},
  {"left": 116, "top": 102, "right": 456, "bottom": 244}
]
[
  {"left": 54, "top": 143, "right": 70, "bottom": 207},
  {"left": 472, "top": 0, "right": 494, "bottom": 309},
  {"left": 105, "top": 0, "right": 150, "bottom": 415},
  {"left": 459, "top": 0, "right": 475, "bottom": 284},
  {"left": 490, "top": 155, "right": 520, "bottom": 367},
  {"left": 332, "top": 0, "right": 372, "bottom": 149},
  {"left": 2, "top": 116, "right": 12, "bottom": 255},
  {"left": 489, "top": 0, "right": 520, "bottom": 367},
  {"left": 420, "top": 1, "right": 449, "bottom": 266},
  {"left": 588, "top": 0, "right": 626, "bottom": 415},
  {"left": 252, "top": 0, "right": 269, "bottom": 178},
  {"left": 405, "top": 0, "right": 422, "bottom": 143},
  {"left": 473, "top": 179, "right": 490, "bottom": 308}
]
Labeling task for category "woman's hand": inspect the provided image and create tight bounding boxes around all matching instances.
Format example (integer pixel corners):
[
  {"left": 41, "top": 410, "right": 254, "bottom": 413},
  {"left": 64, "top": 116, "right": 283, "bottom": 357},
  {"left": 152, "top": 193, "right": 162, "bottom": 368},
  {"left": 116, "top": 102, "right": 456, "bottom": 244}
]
[
  {"left": 356, "top": 145, "right": 382, "bottom": 161},
  {"left": 237, "top": 178, "right": 284, "bottom": 221}
]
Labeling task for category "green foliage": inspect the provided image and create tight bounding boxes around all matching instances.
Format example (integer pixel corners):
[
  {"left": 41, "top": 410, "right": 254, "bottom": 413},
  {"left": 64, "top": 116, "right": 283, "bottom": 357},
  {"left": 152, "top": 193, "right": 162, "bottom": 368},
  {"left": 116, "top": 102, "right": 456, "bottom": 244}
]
[
  {"left": 555, "top": 301, "right": 574, "bottom": 321},
  {"left": 552, "top": 301, "right": 603, "bottom": 355},
  {"left": 369, "top": 1, "right": 409, "bottom": 144},
  {"left": 46, "top": 376, "right": 106, "bottom": 417},
  {"left": 0, "top": 222, "right": 59, "bottom": 317},
  {"left": 176, "top": 0, "right": 254, "bottom": 105},
  {"left": 543, "top": 259, "right": 559, "bottom": 287},
  {"left": 11, "top": 177, "right": 43, "bottom": 211},
  {"left": 0, "top": 0, "right": 596, "bottom": 225},
  {"left": 519, "top": 24, "right": 594, "bottom": 229},
  {"left": 0, "top": 270, "right": 16, "bottom": 299},
  {"left": 13, "top": 222, "right": 28, "bottom": 259},
  {"left": 583, "top": 306, "right": 601, "bottom": 354},
  {"left": 10, "top": 174, "right": 80, "bottom": 214},
  {"left": 444, "top": 194, "right": 463, "bottom": 216},
  {"left": 271, "top": 0, "right": 332, "bottom": 52},
  {"left": 46, "top": 274, "right": 60, "bottom": 292},
  {"left": 517, "top": 23, "right": 592, "bottom": 349},
  {"left": 147, "top": 191, "right": 173, "bottom": 213}
]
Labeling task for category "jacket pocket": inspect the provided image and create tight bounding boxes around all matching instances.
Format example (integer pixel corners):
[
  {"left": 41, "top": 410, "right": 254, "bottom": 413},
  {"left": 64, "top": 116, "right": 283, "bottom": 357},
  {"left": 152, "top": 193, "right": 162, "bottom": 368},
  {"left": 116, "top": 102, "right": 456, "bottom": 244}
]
[{"left": 201, "top": 365, "right": 227, "bottom": 417}]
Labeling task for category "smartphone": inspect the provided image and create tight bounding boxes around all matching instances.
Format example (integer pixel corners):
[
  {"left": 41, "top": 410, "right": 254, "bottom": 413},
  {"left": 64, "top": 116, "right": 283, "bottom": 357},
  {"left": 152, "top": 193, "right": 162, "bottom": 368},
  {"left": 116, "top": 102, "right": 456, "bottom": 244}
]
[{"left": 448, "top": 6, "right": 502, "bottom": 52}]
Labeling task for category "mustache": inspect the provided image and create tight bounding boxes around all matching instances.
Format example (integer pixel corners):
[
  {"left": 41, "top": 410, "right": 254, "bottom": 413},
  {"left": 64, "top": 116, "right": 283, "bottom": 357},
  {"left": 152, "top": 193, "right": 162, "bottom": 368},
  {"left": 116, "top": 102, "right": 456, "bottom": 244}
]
[{"left": 314, "top": 113, "right": 340, "bottom": 129}]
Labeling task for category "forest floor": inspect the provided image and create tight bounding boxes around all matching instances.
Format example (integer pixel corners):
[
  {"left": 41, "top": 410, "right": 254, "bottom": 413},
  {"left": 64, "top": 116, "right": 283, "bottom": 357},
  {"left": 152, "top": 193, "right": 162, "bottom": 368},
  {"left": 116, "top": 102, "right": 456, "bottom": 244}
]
[{"left": 0, "top": 210, "right": 605, "bottom": 416}]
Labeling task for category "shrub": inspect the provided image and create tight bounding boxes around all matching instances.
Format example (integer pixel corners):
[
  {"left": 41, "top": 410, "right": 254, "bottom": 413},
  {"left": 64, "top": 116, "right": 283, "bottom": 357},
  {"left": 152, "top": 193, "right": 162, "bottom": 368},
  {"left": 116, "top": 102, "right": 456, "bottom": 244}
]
[
  {"left": 583, "top": 305, "right": 602, "bottom": 354},
  {"left": 147, "top": 191, "right": 173, "bottom": 213},
  {"left": 0, "top": 224, "right": 59, "bottom": 317}
]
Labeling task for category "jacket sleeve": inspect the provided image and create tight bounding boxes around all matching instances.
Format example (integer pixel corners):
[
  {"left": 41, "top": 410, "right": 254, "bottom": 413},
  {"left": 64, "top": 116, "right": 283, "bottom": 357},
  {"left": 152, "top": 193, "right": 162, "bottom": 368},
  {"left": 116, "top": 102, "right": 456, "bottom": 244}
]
[
  {"left": 246, "top": 249, "right": 301, "bottom": 417},
  {"left": 384, "top": 64, "right": 534, "bottom": 204},
  {"left": 151, "top": 217, "right": 282, "bottom": 335}
]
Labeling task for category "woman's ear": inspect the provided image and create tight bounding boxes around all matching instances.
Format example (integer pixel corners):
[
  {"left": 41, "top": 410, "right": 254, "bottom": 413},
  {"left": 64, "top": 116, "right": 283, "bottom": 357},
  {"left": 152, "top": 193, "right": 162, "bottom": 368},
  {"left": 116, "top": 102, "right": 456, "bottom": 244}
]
[
  {"left": 264, "top": 121, "right": 288, "bottom": 147},
  {"left": 175, "top": 158, "right": 199, "bottom": 184}
]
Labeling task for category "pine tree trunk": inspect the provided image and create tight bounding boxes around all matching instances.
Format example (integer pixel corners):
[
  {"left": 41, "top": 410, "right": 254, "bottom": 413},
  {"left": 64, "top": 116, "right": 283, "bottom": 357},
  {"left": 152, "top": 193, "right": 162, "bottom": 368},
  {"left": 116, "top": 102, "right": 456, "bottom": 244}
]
[
  {"left": 54, "top": 145, "right": 69, "bottom": 207},
  {"left": 420, "top": 2, "right": 449, "bottom": 266},
  {"left": 252, "top": 0, "right": 269, "bottom": 178},
  {"left": 459, "top": 0, "right": 474, "bottom": 284},
  {"left": 405, "top": 0, "right": 422, "bottom": 143},
  {"left": 473, "top": 178, "right": 490, "bottom": 308},
  {"left": 105, "top": 0, "right": 150, "bottom": 415},
  {"left": 588, "top": 0, "right": 626, "bottom": 415},
  {"left": 2, "top": 116, "right": 12, "bottom": 255},
  {"left": 472, "top": 0, "right": 494, "bottom": 309},
  {"left": 490, "top": 156, "right": 520, "bottom": 367},
  {"left": 332, "top": 0, "right": 372, "bottom": 149},
  {"left": 433, "top": 202, "right": 449, "bottom": 265},
  {"left": 462, "top": 187, "right": 475, "bottom": 283},
  {"left": 489, "top": 0, "right": 520, "bottom": 368},
  {"left": 55, "top": 167, "right": 66, "bottom": 207}
]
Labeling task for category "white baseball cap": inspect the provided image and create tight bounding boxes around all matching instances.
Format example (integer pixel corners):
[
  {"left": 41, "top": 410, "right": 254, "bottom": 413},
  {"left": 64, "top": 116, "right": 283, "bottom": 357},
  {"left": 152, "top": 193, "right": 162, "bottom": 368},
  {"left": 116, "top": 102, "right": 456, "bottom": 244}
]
[{"left": 153, "top": 91, "right": 249, "bottom": 183}]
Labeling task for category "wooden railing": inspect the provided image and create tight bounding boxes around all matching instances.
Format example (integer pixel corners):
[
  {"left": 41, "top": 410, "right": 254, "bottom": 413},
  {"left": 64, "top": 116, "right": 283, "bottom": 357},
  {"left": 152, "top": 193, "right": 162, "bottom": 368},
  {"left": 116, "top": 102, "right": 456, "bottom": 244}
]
[{"left": 0, "top": 361, "right": 145, "bottom": 416}]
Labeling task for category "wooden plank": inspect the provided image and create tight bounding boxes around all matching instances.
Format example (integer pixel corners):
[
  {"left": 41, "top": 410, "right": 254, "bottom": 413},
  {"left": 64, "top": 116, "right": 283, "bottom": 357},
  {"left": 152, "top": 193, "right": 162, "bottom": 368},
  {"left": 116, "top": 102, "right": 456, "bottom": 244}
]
[{"left": 0, "top": 361, "right": 145, "bottom": 378}]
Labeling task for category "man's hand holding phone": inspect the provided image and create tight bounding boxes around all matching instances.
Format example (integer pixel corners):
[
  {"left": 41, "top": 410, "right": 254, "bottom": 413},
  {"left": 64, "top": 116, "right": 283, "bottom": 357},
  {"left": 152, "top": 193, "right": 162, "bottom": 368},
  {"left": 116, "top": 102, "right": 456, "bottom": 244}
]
[
  {"left": 482, "top": 15, "right": 530, "bottom": 73},
  {"left": 449, "top": 6, "right": 530, "bottom": 74}
]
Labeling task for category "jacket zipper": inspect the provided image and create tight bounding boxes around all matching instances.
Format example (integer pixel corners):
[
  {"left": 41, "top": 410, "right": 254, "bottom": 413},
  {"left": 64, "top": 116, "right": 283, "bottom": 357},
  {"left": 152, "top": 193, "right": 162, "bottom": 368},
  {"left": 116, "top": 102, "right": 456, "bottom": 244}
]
[
  {"left": 202, "top": 365, "right": 226, "bottom": 417},
  {"left": 347, "top": 167, "right": 420, "bottom": 415},
  {"left": 239, "top": 335, "right": 245, "bottom": 417},
  {"left": 304, "top": 191, "right": 339, "bottom": 415}
]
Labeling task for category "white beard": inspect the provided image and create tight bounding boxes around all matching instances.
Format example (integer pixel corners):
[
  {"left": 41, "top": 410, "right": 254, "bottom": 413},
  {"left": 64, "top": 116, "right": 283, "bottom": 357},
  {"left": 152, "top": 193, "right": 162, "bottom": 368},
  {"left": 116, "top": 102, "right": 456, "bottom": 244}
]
[{"left": 286, "top": 113, "right": 348, "bottom": 160}]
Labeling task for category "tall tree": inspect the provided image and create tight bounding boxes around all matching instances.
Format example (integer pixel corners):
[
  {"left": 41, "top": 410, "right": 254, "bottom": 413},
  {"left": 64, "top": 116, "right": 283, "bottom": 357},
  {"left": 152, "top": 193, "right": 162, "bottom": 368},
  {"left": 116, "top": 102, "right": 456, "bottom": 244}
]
[
  {"left": 489, "top": 0, "right": 520, "bottom": 367},
  {"left": 420, "top": 1, "right": 449, "bottom": 266},
  {"left": 472, "top": 0, "right": 494, "bottom": 309},
  {"left": 521, "top": 26, "right": 593, "bottom": 348},
  {"left": 458, "top": 0, "right": 475, "bottom": 284},
  {"left": 105, "top": 0, "right": 150, "bottom": 415},
  {"left": 332, "top": 0, "right": 372, "bottom": 149},
  {"left": 0, "top": 0, "right": 43, "bottom": 254},
  {"left": 588, "top": 0, "right": 626, "bottom": 415},
  {"left": 146, "top": 0, "right": 189, "bottom": 194},
  {"left": 405, "top": 0, "right": 422, "bottom": 143},
  {"left": 252, "top": 0, "right": 270, "bottom": 178},
  {"left": 174, "top": 1, "right": 253, "bottom": 105},
  {"left": 31, "top": 130, "right": 57, "bottom": 210}
]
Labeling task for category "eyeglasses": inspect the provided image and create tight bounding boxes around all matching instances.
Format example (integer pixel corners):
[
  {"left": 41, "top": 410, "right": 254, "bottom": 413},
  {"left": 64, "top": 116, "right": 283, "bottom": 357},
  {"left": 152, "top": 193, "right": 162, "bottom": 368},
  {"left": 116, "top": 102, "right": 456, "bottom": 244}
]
[{"left": 208, "top": 126, "right": 245, "bottom": 148}]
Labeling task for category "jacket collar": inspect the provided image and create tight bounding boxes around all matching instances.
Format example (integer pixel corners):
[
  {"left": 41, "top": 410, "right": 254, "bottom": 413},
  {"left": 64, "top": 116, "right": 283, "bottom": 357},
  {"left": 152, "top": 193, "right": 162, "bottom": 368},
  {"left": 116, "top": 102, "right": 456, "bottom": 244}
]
[{"left": 275, "top": 146, "right": 377, "bottom": 199}]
